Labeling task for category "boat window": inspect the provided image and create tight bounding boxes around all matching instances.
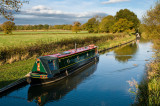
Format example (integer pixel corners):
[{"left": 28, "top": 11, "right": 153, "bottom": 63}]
[
  {"left": 85, "top": 46, "right": 88, "bottom": 49},
  {"left": 67, "top": 59, "right": 70, "bottom": 64},
  {"left": 87, "top": 53, "right": 89, "bottom": 56},
  {"left": 48, "top": 60, "right": 58, "bottom": 71},
  {"left": 63, "top": 51, "right": 71, "bottom": 54},
  {"left": 77, "top": 56, "right": 79, "bottom": 60}
]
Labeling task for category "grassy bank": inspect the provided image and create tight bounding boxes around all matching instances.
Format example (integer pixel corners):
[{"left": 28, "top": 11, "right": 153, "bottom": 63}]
[
  {"left": 0, "top": 32, "right": 132, "bottom": 65},
  {"left": 136, "top": 39, "right": 160, "bottom": 105},
  {"left": 0, "top": 34, "right": 135, "bottom": 89}
]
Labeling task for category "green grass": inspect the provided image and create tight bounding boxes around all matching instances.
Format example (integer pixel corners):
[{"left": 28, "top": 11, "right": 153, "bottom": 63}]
[
  {"left": 0, "top": 59, "right": 35, "bottom": 88},
  {"left": 0, "top": 34, "right": 136, "bottom": 89},
  {"left": 0, "top": 31, "right": 105, "bottom": 48}
]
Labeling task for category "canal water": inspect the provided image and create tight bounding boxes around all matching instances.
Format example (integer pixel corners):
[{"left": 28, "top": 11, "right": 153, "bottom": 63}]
[{"left": 0, "top": 39, "right": 154, "bottom": 106}]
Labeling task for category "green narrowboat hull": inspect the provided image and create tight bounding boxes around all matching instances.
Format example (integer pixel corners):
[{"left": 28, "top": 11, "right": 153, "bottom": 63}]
[
  {"left": 30, "top": 54, "right": 99, "bottom": 86},
  {"left": 29, "top": 45, "right": 99, "bottom": 86}
]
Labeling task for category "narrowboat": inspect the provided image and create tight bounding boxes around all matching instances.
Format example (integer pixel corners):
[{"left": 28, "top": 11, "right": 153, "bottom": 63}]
[{"left": 28, "top": 44, "right": 99, "bottom": 86}]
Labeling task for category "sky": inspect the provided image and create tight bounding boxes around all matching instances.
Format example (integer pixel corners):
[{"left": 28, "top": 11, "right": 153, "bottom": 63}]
[{"left": 0, "top": 0, "right": 157, "bottom": 25}]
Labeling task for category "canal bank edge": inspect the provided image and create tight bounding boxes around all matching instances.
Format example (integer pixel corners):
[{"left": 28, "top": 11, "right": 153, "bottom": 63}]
[
  {"left": 98, "top": 39, "right": 135, "bottom": 53},
  {"left": 0, "top": 77, "right": 27, "bottom": 94},
  {"left": 0, "top": 37, "right": 136, "bottom": 94}
]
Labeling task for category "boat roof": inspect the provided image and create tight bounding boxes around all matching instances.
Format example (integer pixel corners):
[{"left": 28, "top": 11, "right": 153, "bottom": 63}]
[{"left": 44, "top": 45, "right": 96, "bottom": 59}]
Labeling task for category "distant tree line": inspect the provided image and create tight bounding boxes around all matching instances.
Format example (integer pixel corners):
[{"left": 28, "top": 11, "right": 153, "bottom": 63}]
[
  {"left": 0, "top": 9, "right": 140, "bottom": 34},
  {"left": 13, "top": 24, "right": 73, "bottom": 30},
  {"left": 53, "top": 25, "right": 72, "bottom": 30}
]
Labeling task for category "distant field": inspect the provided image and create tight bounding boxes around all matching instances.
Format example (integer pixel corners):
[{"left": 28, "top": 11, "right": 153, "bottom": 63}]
[
  {"left": 0, "top": 30, "right": 108, "bottom": 48},
  {"left": 0, "top": 30, "right": 87, "bottom": 35}
]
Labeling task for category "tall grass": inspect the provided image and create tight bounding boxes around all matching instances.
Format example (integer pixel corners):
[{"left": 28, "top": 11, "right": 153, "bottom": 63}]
[
  {"left": 0, "top": 33, "right": 129, "bottom": 65},
  {"left": 135, "top": 39, "right": 160, "bottom": 105},
  {"left": 147, "top": 41, "right": 160, "bottom": 105}
]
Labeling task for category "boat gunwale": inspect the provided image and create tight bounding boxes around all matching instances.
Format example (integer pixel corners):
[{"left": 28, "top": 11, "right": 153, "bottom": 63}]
[{"left": 44, "top": 46, "right": 97, "bottom": 59}]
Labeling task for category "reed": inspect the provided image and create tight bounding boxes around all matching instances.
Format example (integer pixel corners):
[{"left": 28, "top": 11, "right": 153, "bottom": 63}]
[
  {"left": 135, "top": 39, "right": 160, "bottom": 105},
  {"left": 147, "top": 41, "right": 160, "bottom": 105}
]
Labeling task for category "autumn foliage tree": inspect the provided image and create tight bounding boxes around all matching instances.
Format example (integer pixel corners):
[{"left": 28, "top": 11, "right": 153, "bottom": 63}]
[
  {"left": 0, "top": 0, "right": 28, "bottom": 21},
  {"left": 143, "top": 0, "right": 160, "bottom": 39},
  {"left": 0, "top": 24, "right": 3, "bottom": 31},
  {"left": 85, "top": 17, "right": 100, "bottom": 33},
  {"left": 72, "top": 21, "right": 81, "bottom": 33},
  {"left": 115, "top": 9, "right": 140, "bottom": 30},
  {"left": 99, "top": 15, "right": 115, "bottom": 33},
  {"left": 1, "top": 21, "right": 15, "bottom": 34},
  {"left": 111, "top": 18, "right": 133, "bottom": 33}
]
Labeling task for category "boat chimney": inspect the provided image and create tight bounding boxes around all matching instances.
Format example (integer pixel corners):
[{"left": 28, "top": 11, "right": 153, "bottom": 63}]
[{"left": 75, "top": 43, "right": 77, "bottom": 51}]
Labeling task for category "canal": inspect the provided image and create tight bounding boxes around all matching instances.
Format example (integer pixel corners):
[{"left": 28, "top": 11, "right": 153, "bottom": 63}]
[{"left": 0, "top": 39, "right": 154, "bottom": 106}]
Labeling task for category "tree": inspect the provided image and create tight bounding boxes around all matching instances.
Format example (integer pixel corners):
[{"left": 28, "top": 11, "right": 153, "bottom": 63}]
[
  {"left": 1, "top": 21, "right": 15, "bottom": 34},
  {"left": 86, "top": 18, "right": 96, "bottom": 33},
  {"left": 0, "top": 0, "right": 28, "bottom": 21},
  {"left": 81, "top": 23, "right": 87, "bottom": 30},
  {"left": 111, "top": 18, "right": 133, "bottom": 33},
  {"left": 93, "top": 19, "right": 100, "bottom": 33},
  {"left": 63, "top": 25, "right": 72, "bottom": 30},
  {"left": 115, "top": 9, "right": 140, "bottom": 30},
  {"left": 85, "top": 17, "right": 100, "bottom": 33},
  {"left": 44, "top": 24, "right": 49, "bottom": 30},
  {"left": 99, "top": 15, "right": 115, "bottom": 33},
  {"left": 72, "top": 21, "right": 81, "bottom": 33},
  {"left": 37, "top": 24, "right": 43, "bottom": 30},
  {"left": 0, "top": 24, "right": 3, "bottom": 31},
  {"left": 143, "top": 0, "right": 160, "bottom": 39}
]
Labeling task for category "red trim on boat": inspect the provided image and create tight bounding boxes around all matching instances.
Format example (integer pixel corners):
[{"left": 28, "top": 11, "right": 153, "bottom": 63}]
[{"left": 44, "top": 45, "right": 96, "bottom": 58}]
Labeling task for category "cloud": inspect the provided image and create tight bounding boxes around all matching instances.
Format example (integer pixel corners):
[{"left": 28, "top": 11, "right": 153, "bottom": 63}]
[
  {"left": 26, "top": 5, "right": 64, "bottom": 14},
  {"left": 102, "top": 0, "right": 130, "bottom": 4},
  {"left": 10, "top": 5, "right": 108, "bottom": 25}
]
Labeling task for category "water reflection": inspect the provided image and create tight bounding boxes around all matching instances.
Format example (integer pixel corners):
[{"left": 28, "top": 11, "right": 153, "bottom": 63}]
[
  {"left": 28, "top": 62, "right": 98, "bottom": 106},
  {"left": 114, "top": 42, "right": 138, "bottom": 63}
]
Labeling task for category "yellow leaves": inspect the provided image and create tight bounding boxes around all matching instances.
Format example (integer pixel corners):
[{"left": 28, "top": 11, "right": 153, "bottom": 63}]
[
  {"left": 143, "top": 1, "right": 160, "bottom": 39},
  {"left": 1, "top": 21, "right": 15, "bottom": 34},
  {"left": 0, "top": 0, "right": 28, "bottom": 21},
  {"left": 72, "top": 21, "right": 81, "bottom": 33},
  {"left": 112, "top": 18, "right": 134, "bottom": 33}
]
